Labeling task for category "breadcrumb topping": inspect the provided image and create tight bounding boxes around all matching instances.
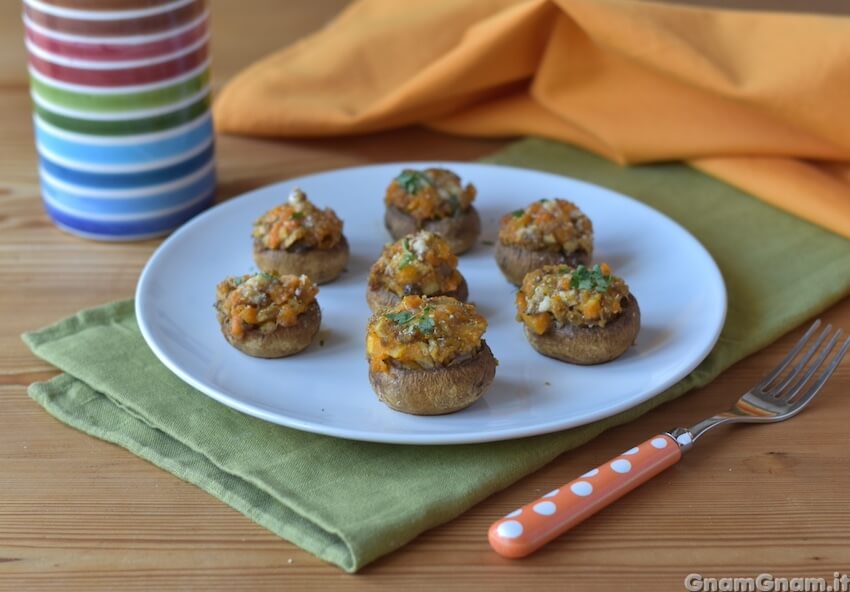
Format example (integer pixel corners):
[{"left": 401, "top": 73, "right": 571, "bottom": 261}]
[
  {"left": 385, "top": 168, "right": 476, "bottom": 221},
  {"left": 499, "top": 199, "right": 593, "bottom": 256},
  {"left": 253, "top": 188, "right": 344, "bottom": 251},
  {"left": 368, "top": 231, "right": 463, "bottom": 297},
  {"left": 216, "top": 272, "right": 318, "bottom": 339},
  {"left": 366, "top": 295, "right": 486, "bottom": 372},
  {"left": 516, "top": 263, "right": 630, "bottom": 333}
]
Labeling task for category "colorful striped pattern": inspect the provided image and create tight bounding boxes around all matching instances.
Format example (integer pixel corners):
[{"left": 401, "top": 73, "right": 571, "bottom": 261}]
[
  {"left": 29, "top": 66, "right": 210, "bottom": 113},
  {"left": 26, "top": 0, "right": 215, "bottom": 240},
  {"left": 41, "top": 162, "right": 216, "bottom": 215},
  {"left": 24, "top": 1, "right": 205, "bottom": 37},
  {"left": 24, "top": 13, "right": 209, "bottom": 61}
]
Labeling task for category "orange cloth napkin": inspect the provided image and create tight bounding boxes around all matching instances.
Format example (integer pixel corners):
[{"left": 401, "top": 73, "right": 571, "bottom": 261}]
[{"left": 214, "top": 0, "right": 850, "bottom": 239}]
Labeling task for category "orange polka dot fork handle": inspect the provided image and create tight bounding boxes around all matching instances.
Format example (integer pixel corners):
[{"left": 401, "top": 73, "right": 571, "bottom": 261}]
[
  {"left": 488, "top": 433, "right": 684, "bottom": 559},
  {"left": 489, "top": 318, "right": 850, "bottom": 559}
]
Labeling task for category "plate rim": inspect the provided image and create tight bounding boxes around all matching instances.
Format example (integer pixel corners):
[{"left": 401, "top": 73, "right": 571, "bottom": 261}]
[{"left": 136, "top": 161, "right": 727, "bottom": 445}]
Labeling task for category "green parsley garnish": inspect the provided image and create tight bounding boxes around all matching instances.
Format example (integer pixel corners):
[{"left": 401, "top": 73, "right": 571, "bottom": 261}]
[
  {"left": 511, "top": 209, "right": 525, "bottom": 218},
  {"left": 398, "top": 237, "right": 415, "bottom": 269},
  {"left": 385, "top": 310, "right": 415, "bottom": 324},
  {"left": 416, "top": 305, "right": 435, "bottom": 333},
  {"left": 291, "top": 211, "right": 305, "bottom": 221},
  {"left": 384, "top": 304, "right": 436, "bottom": 334},
  {"left": 395, "top": 170, "right": 433, "bottom": 194},
  {"left": 231, "top": 276, "right": 244, "bottom": 286},
  {"left": 398, "top": 253, "right": 415, "bottom": 269},
  {"left": 259, "top": 271, "right": 278, "bottom": 282},
  {"left": 539, "top": 198, "right": 549, "bottom": 203},
  {"left": 570, "top": 264, "right": 612, "bottom": 293}
]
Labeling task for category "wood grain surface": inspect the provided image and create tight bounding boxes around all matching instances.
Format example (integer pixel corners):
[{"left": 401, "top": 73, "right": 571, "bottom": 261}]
[{"left": 2, "top": 1, "right": 849, "bottom": 590}]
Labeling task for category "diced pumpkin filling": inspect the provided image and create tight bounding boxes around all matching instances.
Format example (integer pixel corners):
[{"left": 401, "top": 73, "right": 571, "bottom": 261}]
[
  {"left": 499, "top": 198, "right": 593, "bottom": 256},
  {"left": 252, "top": 188, "right": 344, "bottom": 251},
  {"left": 368, "top": 230, "right": 463, "bottom": 297},
  {"left": 385, "top": 168, "right": 476, "bottom": 222},
  {"left": 215, "top": 272, "right": 318, "bottom": 339},
  {"left": 366, "top": 295, "right": 486, "bottom": 373},
  {"left": 516, "top": 263, "right": 629, "bottom": 333}
]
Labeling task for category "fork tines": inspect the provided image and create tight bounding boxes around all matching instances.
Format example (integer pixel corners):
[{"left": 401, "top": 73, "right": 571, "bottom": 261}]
[{"left": 758, "top": 320, "right": 850, "bottom": 405}]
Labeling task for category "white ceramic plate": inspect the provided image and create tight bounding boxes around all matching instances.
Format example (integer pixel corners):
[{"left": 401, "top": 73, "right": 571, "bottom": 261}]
[{"left": 136, "top": 162, "right": 726, "bottom": 445}]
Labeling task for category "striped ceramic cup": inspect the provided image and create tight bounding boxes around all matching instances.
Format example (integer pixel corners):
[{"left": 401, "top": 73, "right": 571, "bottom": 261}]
[{"left": 24, "top": 0, "right": 216, "bottom": 240}]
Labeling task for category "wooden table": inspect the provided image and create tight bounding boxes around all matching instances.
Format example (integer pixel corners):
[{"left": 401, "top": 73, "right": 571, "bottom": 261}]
[{"left": 2, "top": 2, "right": 849, "bottom": 590}]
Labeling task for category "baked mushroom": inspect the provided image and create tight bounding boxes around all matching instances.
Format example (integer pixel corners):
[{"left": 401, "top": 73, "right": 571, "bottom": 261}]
[
  {"left": 515, "top": 263, "right": 639, "bottom": 364},
  {"left": 252, "top": 188, "right": 349, "bottom": 284},
  {"left": 215, "top": 271, "right": 320, "bottom": 358},
  {"left": 366, "top": 295, "right": 497, "bottom": 415},
  {"left": 384, "top": 168, "right": 480, "bottom": 254},
  {"left": 366, "top": 230, "right": 468, "bottom": 312},
  {"left": 496, "top": 198, "right": 593, "bottom": 285}
]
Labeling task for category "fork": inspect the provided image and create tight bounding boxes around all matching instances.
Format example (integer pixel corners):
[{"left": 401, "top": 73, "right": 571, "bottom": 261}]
[{"left": 489, "top": 320, "right": 850, "bottom": 559}]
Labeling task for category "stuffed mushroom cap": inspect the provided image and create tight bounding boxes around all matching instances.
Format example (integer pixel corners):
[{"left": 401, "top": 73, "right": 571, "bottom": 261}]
[
  {"left": 496, "top": 198, "right": 593, "bottom": 285},
  {"left": 366, "top": 295, "right": 496, "bottom": 415},
  {"left": 366, "top": 230, "right": 468, "bottom": 312},
  {"left": 515, "top": 263, "right": 639, "bottom": 364},
  {"left": 215, "top": 271, "right": 320, "bottom": 358},
  {"left": 252, "top": 188, "right": 349, "bottom": 284},
  {"left": 384, "top": 168, "right": 480, "bottom": 254}
]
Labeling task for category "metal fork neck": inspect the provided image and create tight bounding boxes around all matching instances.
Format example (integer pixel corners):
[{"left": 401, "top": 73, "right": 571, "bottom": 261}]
[
  {"left": 667, "top": 414, "right": 741, "bottom": 454},
  {"left": 665, "top": 427, "right": 695, "bottom": 452}
]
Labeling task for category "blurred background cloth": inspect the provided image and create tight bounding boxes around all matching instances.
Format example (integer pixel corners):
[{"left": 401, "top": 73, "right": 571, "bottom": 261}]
[{"left": 214, "top": 0, "right": 850, "bottom": 239}]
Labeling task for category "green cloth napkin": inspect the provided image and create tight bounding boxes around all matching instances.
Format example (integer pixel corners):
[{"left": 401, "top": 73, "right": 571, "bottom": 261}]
[{"left": 23, "top": 139, "right": 850, "bottom": 573}]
